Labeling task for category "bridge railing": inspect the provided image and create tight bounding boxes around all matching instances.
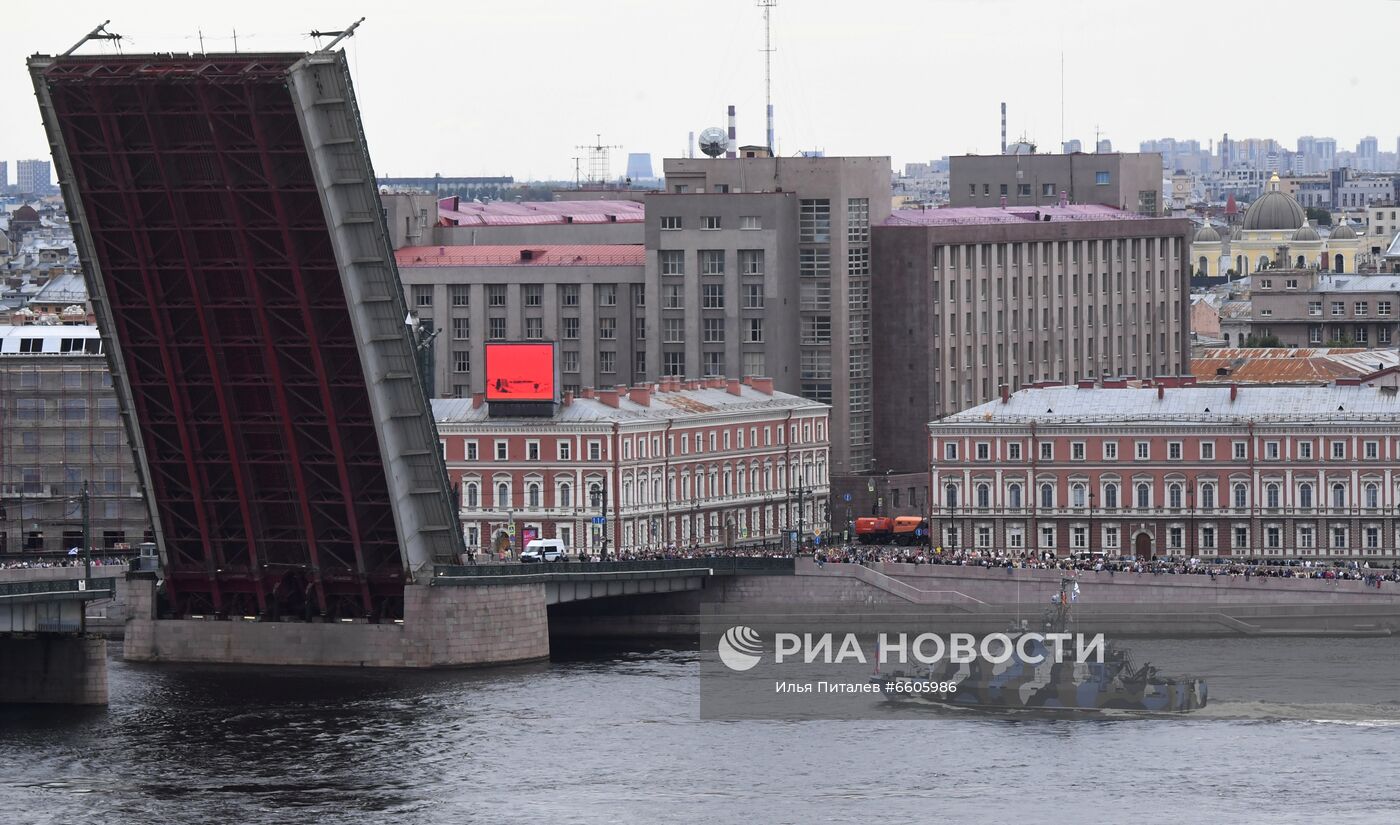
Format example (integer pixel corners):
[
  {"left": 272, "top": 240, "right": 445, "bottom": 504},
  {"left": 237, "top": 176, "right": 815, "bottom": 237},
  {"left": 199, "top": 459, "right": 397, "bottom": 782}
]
[
  {"left": 0, "top": 577, "right": 116, "bottom": 600},
  {"left": 433, "top": 556, "right": 795, "bottom": 581}
]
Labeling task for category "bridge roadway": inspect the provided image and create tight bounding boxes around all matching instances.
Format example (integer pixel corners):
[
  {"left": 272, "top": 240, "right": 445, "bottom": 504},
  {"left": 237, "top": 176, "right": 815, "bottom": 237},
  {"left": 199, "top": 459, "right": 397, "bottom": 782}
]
[
  {"left": 0, "top": 573, "right": 115, "bottom": 704},
  {"left": 431, "top": 558, "right": 794, "bottom": 605}
]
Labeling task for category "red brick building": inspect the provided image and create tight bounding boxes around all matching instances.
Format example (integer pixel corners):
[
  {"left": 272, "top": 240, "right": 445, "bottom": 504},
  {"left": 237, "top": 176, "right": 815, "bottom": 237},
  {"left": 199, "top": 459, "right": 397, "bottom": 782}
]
[
  {"left": 434, "top": 377, "right": 829, "bottom": 556},
  {"left": 928, "top": 372, "right": 1400, "bottom": 560}
]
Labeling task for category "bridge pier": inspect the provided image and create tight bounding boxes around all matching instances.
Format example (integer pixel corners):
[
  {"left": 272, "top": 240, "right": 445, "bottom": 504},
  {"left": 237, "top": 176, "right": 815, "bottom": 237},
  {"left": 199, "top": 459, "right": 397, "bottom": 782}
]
[
  {"left": 0, "top": 636, "right": 108, "bottom": 705},
  {"left": 123, "top": 574, "right": 549, "bottom": 668}
]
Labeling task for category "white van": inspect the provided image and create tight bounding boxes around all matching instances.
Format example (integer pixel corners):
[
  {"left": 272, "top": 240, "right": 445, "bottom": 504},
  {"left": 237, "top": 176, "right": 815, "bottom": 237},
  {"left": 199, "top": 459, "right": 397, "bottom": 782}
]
[{"left": 520, "top": 538, "right": 569, "bottom": 563}]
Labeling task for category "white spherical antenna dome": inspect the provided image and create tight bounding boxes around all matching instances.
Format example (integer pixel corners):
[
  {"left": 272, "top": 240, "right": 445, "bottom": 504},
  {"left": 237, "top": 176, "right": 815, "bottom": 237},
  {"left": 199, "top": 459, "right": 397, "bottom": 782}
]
[{"left": 698, "top": 126, "right": 729, "bottom": 158}]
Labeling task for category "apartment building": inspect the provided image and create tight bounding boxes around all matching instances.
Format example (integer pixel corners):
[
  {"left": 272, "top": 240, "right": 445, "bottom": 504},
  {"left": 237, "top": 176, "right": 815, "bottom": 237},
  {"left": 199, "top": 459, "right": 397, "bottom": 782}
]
[
  {"left": 657, "top": 154, "right": 890, "bottom": 478},
  {"left": 929, "top": 377, "right": 1400, "bottom": 560},
  {"left": 949, "top": 152, "right": 1164, "bottom": 215},
  {"left": 872, "top": 203, "right": 1193, "bottom": 473},
  {"left": 435, "top": 377, "right": 829, "bottom": 555},
  {"left": 1246, "top": 269, "right": 1400, "bottom": 348},
  {"left": 396, "top": 245, "right": 646, "bottom": 397},
  {"left": 0, "top": 325, "right": 148, "bottom": 555}
]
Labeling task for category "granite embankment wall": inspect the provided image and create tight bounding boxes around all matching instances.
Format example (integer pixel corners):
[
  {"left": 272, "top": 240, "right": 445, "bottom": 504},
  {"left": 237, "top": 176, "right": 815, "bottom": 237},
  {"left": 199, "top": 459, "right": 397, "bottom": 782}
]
[
  {"left": 0, "top": 636, "right": 107, "bottom": 704},
  {"left": 122, "top": 576, "right": 549, "bottom": 668},
  {"left": 551, "top": 559, "right": 1400, "bottom": 638}
]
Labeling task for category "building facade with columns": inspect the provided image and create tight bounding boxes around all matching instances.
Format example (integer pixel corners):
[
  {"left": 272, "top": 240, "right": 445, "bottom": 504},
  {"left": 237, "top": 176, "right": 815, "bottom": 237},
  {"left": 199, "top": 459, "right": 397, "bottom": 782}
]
[
  {"left": 928, "top": 375, "right": 1400, "bottom": 560},
  {"left": 434, "top": 377, "right": 829, "bottom": 557}
]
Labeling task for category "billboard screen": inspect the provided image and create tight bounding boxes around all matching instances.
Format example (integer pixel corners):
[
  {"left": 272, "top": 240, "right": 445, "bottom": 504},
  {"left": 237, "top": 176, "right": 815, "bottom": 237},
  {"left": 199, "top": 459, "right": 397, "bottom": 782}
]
[{"left": 485, "top": 342, "right": 556, "bottom": 402}]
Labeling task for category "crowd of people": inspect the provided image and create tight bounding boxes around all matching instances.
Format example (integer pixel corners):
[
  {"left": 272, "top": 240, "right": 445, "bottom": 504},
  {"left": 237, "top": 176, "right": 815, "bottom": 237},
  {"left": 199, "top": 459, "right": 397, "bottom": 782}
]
[
  {"left": 0, "top": 555, "right": 131, "bottom": 570},
  {"left": 811, "top": 545, "right": 1400, "bottom": 587}
]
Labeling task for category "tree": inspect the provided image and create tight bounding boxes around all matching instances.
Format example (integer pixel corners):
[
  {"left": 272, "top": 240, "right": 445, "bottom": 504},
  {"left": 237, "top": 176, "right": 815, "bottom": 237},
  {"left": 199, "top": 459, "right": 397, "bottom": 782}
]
[
  {"left": 1305, "top": 206, "right": 1331, "bottom": 226},
  {"left": 1242, "top": 333, "right": 1284, "bottom": 348},
  {"left": 1324, "top": 336, "right": 1356, "bottom": 347}
]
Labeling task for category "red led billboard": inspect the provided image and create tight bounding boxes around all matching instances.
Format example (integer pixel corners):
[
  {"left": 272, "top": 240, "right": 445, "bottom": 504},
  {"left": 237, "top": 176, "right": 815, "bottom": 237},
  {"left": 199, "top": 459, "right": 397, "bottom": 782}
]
[{"left": 485, "top": 342, "right": 556, "bottom": 402}]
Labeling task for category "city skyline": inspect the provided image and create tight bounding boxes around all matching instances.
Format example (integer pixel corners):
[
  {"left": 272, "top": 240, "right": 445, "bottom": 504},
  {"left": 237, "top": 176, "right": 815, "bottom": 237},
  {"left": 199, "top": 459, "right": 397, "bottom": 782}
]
[{"left": 4, "top": 0, "right": 1399, "bottom": 183}]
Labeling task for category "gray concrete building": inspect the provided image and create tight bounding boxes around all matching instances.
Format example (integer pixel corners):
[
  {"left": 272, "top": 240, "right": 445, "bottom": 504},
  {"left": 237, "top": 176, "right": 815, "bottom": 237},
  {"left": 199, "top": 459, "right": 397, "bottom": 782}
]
[
  {"left": 872, "top": 204, "right": 1193, "bottom": 475},
  {"left": 382, "top": 192, "right": 644, "bottom": 250},
  {"left": 657, "top": 155, "right": 891, "bottom": 478},
  {"left": 1244, "top": 270, "right": 1400, "bottom": 349},
  {"left": 15, "top": 159, "right": 53, "bottom": 197},
  {"left": 0, "top": 325, "right": 148, "bottom": 555},
  {"left": 395, "top": 245, "right": 646, "bottom": 398},
  {"left": 950, "top": 152, "right": 1165, "bottom": 215}
]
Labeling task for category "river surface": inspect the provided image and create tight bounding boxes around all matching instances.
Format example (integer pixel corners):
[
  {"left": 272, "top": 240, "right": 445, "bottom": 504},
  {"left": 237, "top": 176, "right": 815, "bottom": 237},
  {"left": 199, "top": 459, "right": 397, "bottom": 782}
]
[{"left": 3, "top": 638, "right": 1400, "bottom": 825}]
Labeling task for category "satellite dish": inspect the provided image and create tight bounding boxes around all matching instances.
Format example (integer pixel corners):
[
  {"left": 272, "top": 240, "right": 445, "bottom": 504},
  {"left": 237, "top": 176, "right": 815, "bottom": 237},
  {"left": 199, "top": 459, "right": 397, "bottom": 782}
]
[{"left": 698, "top": 126, "right": 728, "bottom": 158}]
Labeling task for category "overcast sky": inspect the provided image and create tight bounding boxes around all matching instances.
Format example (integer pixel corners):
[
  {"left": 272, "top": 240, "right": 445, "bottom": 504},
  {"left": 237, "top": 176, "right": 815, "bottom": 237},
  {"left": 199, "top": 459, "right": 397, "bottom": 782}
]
[{"left": 5, "top": 0, "right": 1399, "bottom": 183}]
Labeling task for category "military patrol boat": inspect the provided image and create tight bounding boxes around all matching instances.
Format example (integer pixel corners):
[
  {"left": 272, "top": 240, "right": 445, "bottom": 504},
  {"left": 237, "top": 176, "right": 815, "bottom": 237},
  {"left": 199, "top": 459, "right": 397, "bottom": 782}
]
[{"left": 872, "top": 577, "right": 1207, "bottom": 714}]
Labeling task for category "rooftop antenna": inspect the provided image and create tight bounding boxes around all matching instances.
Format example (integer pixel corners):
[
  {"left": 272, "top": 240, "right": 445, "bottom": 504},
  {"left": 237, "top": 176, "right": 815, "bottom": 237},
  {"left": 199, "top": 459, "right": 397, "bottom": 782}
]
[
  {"left": 759, "top": 0, "right": 777, "bottom": 152},
  {"left": 62, "top": 20, "right": 122, "bottom": 57},
  {"left": 232, "top": 28, "right": 239, "bottom": 53},
  {"left": 309, "top": 17, "right": 365, "bottom": 52},
  {"left": 575, "top": 134, "right": 622, "bottom": 185},
  {"left": 571, "top": 156, "right": 582, "bottom": 190}
]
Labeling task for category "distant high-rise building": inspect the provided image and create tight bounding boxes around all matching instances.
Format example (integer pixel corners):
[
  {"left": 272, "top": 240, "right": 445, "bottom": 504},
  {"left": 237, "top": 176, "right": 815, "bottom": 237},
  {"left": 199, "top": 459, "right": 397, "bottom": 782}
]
[
  {"left": 1096, "top": 139, "right": 1113, "bottom": 153},
  {"left": 625, "top": 152, "right": 655, "bottom": 181},
  {"left": 1357, "top": 136, "right": 1379, "bottom": 172},
  {"left": 1062, "top": 139, "right": 1082, "bottom": 154},
  {"left": 15, "top": 159, "right": 53, "bottom": 196},
  {"left": 0, "top": 160, "right": 7, "bottom": 193}
]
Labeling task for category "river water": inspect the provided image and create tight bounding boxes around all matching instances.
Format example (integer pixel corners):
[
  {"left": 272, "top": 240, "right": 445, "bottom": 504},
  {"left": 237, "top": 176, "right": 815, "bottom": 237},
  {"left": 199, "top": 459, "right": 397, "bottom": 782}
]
[{"left": 3, "top": 638, "right": 1399, "bottom": 825}]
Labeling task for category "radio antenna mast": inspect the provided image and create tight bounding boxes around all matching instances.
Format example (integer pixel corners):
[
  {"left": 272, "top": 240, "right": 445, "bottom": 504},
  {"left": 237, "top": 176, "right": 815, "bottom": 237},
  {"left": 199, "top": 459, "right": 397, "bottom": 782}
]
[{"left": 759, "top": 1, "right": 777, "bottom": 152}]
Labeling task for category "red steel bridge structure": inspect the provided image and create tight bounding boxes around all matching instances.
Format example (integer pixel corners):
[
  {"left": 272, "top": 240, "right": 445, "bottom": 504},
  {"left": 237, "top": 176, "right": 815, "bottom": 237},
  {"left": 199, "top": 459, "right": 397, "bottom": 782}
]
[{"left": 30, "top": 50, "right": 464, "bottom": 621}]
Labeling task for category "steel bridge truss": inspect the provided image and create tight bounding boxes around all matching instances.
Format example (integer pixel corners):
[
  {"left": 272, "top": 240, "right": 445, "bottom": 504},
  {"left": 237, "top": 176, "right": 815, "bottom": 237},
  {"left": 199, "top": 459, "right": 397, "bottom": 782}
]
[{"left": 31, "top": 53, "right": 463, "bottom": 620}]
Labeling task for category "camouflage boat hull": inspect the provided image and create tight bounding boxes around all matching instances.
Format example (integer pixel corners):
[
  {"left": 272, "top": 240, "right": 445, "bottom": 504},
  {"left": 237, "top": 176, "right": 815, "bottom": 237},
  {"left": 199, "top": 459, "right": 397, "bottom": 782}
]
[{"left": 872, "top": 640, "right": 1208, "bottom": 714}]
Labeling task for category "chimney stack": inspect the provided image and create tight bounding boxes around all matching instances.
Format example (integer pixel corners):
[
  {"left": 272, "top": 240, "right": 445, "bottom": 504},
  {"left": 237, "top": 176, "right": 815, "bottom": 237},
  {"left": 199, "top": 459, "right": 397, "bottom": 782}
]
[
  {"left": 1000, "top": 101, "right": 1006, "bottom": 155},
  {"left": 1059, "top": 190, "right": 1069, "bottom": 208},
  {"left": 471, "top": 392, "right": 485, "bottom": 409},
  {"left": 581, "top": 387, "right": 595, "bottom": 400},
  {"left": 629, "top": 386, "right": 652, "bottom": 406},
  {"left": 727, "top": 105, "right": 737, "bottom": 158},
  {"left": 999, "top": 384, "right": 1010, "bottom": 404},
  {"left": 563, "top": 390, "right": 574, "bottom": 406},
  {"left": 1230, "top": 383, "right": 1239, "bottom": 402},
  {"left": 1157, "top": 384, "right": 1165, "bottom": 400},
  {"left": 727, "top": 378, "right": 743, "bottom": 396},
  {"left": 750, "top": 377, "right": 774, "bottom": 395},
  {"left": 598, "top": 388, "right": 620, "bottom": 408}
]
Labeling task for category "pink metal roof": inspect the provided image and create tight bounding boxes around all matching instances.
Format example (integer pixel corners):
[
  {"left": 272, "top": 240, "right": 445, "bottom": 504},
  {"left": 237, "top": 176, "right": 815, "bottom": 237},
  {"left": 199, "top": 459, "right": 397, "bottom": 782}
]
[
  {"left": 396, "top": 245, "right": 645, "bottom": 268},
  {"left": 884, "top": 203, "right": 1151, "bottom": 227},
  {"left": 437, "top": 197, "right": 645, "bottom": 227}
]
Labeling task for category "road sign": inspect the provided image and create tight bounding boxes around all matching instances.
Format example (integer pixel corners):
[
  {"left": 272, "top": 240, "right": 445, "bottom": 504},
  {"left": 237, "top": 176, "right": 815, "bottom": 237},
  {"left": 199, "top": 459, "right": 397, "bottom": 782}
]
[
  {"left": 591, "top": 516, "right": 606, "bottom": 524},
  {"left": 507, "top": 525, "right": 516, "bottom": 536},
  {"left": 843, "top": 492, "right": 852, "bottom": 502}
]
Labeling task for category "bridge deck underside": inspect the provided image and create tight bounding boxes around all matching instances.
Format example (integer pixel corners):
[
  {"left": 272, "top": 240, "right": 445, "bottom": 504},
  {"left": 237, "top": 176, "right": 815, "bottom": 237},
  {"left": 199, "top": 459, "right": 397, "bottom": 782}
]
[{"left": 41, "top": 57, "right": 405, "bottom": 619}]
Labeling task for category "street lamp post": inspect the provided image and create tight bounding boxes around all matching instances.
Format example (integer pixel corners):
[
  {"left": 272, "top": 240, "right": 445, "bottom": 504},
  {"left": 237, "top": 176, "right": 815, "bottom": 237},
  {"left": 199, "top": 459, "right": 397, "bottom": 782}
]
[{"left": 1088, "top": 488, "right": 1095, "bottom": 559}]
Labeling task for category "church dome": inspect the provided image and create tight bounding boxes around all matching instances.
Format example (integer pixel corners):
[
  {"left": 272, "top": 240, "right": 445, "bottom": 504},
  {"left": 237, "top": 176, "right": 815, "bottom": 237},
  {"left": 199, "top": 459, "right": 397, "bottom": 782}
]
[
  {"left": 1194, "top": 223, "right": 1221, "bottom": 243},
  {"left": 1330, "top": 222, "right": 1357, "bottom": 240},
  {"left": 1241, "top": 190, "right": 1307, "bottom": 231},
  {"left": 1293, "top": 223, "right": 1321, "bottom": 242},
  {"left": 1231, "top": 226, "right": 1243, "bottom": 240}
]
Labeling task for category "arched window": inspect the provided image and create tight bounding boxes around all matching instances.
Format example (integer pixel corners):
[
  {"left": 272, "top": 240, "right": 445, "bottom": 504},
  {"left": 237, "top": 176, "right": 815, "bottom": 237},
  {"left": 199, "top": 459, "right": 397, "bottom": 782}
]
[
  {"left": 1200, "top": 483, "right": 1215, "bottom": 510},
  {"left": 1257, "top": 255, "right": 1269, "bottom": 271},
  {"left": 1265, "top": 483, "right": 1279, "bottom": 509},
  {"left": 976, "top": 483, "right": 990, "bottom": 509},
  {"left": 1295, "top": 255, "right": 1305, "bottom": 268},
  {"left": 589, "top": 482, "right": 603, "bottom": 508},
  {"left": 945, "top": 483, "right": 959, "bottom": 509},
  {"left": 496, "top": 482, "right": 510, "bottom": 508},
  {"left": 1136, "top": 483, "right": 1150, "bottom": 509},
  {"left": 1040, "top": 483, "right": 1054, "bottom": 508},
  {"left": 1332, "top": 483, "right": 1346, "bottom": 509},
  {"left": 1198, "top": 255, "right": 1208, "bottom": 274},
  {"left": 1365, "top": 483, "right": 1379, "bottom": 509},
  {"left": 1298, "top": 483, "right": 1312, "bottom": 509},
  {"left": 1103, "top": 483, "right": 1119, "bottom": 509},
  {"left": 1335, "top": 253, "right": 1344, "bottom": 272},
  {"left": 559, "top": 483, "right": 573, "bottom": 508},
  {"left": 1233, "top": 483, "right": 1247, "bottom": 509},
  {"left": 527, "top": 482, "right": 542, "bottom": 508},
  {"left": 1071, "top": 483, "right": 1086, "bottom": 508},
  {"left": 465, "top": 482, "right": 479, "bottom": 509},
  {"left": 1007, "top": 483, "right": 1023, "bottom": 509},
  {"left": 1168, "top": 483, "right": 1183, "bottom": 509}
]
